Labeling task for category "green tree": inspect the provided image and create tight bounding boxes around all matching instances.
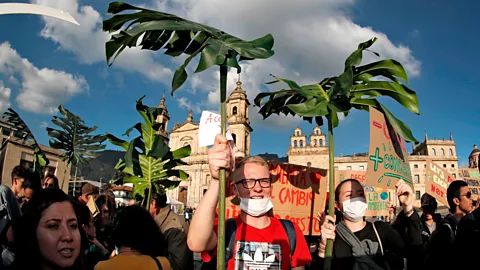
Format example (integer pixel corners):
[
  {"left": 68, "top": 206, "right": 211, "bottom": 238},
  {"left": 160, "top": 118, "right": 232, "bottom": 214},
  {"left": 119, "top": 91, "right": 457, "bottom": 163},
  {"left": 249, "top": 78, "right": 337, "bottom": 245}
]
[
  {"left": 254, "top": 38, "right": 419, "bottom": 267},
  {"left": 102, "top": 2, "right": 274, "bottom": 266},
  {"left": 2, "top": 108, "right": 49, "bottom": 175},
  {"left": 106, "top": 96, "right": 191, "bottom": 210},
  {"left": 47, "top": 106, "right": 106, "bottom": 189}
]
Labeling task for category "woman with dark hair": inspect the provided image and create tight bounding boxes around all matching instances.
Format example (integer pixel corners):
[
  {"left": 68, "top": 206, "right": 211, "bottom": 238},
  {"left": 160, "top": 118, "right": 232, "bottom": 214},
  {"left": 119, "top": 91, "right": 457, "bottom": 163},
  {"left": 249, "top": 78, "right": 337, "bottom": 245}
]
[
  {"left": 312, "top": 179, "right": 423, "bottom": 270},
  {"left": 77, "top": 204, "right": 109, "bottom": 270},
  {"left": 43, "top": 174, "right": 60, "bottom": 189},
  {"left": 10, "top": 188, "right": 83, "bottom": 269},
  {"left": 94, "top": 195, "right": 115, "bottom": 254},
  {"left": 94, "top": 205, "right": 170, "bottom": 270}
]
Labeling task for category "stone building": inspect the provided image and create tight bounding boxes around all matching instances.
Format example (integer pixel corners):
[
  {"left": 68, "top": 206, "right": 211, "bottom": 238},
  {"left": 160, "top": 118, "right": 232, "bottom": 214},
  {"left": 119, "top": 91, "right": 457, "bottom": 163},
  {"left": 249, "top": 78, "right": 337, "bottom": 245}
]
[
  {"left": 0, "top": 118, "right": 70, "bottom": 194},
  {"left": 469, "top": 145, "right": 480, "bottom": 169},
  {"left": 287, "top": 128, "right": 459, "bottom": 207},
  {"left": 165, "top": 80, "right": 252, "bottom": 207}
]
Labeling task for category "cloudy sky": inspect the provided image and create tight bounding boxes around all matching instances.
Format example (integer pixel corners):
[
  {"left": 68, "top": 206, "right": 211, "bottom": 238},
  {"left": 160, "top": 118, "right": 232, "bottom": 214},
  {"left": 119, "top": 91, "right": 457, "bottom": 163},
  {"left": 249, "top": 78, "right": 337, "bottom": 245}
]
[{"left": 0, "top": 0, "right": 478, "bottom": 166}]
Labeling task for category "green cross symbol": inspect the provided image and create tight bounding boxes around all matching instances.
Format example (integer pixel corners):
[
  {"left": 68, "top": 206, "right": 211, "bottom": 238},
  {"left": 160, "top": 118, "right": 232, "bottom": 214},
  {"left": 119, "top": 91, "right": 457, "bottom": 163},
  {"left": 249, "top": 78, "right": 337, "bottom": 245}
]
[{"left": 369, "top": 147, "right": 383, "bottom": 171}]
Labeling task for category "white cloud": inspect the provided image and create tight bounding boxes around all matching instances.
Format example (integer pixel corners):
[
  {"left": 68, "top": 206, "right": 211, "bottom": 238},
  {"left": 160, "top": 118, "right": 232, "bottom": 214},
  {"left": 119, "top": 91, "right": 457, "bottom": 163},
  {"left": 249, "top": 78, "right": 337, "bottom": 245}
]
[
  {"left": 177, "top": 97, "right": 201, "bottom": 113},
  {"left": 32, "top": 0, "right": 173, "bottom": 83},
  {"left": 147, "top": 0, "right": 422, "bottom": 130},
  {"left": 0, "top": 42, "right": 88, "bottom": 114},
  {"left": 0, "top": 81, "right": 11, "bottom": 113},
  {"left": 40, "top": 121, "right": 48, "bottom": 128}
]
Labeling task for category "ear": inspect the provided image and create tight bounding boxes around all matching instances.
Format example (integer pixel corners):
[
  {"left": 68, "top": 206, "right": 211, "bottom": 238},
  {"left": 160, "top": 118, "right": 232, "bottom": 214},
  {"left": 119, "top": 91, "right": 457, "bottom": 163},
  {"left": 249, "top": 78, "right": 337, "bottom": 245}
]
[
  {"left": 335, "top": 201, "right": 340, "bottom": 211},
  {"left": 82, "top": 224, "right": 88, "bottom": 232},
  {"left": 229, "top": 182, "right": 238, "bottom": 197},
  {"left": 453, "top": 197, "right": 460, "bottom": 206}
]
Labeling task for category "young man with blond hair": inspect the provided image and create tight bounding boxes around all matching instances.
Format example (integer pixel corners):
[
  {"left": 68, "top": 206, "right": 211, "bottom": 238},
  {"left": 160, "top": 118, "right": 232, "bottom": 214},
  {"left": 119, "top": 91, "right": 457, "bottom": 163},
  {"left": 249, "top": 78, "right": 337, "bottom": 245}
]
[{"left": 187, "top": 134, "right": 311, "bottom": 270}]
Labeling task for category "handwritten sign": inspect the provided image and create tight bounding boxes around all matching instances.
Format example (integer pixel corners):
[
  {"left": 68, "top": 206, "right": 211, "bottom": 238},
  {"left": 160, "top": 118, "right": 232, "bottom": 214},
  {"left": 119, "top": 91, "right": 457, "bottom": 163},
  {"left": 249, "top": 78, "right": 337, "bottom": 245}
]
[
  {"left": 459, "top": 168, "right": 480, "bottom": 200},
  {"left": 425, "top": 160, "right": 452, "bottom": 205},
  {"left": 366, "top": 107, "right": 413, "bottom": 189},
  {"left": 225, "top": 163, "right": 327, "bottom": 236},
  {"left": 335, "top": 170, "right": 390, "bottom": 216},
  {"left": 198, "top": 111, "right": 234, "bottom": 147}
]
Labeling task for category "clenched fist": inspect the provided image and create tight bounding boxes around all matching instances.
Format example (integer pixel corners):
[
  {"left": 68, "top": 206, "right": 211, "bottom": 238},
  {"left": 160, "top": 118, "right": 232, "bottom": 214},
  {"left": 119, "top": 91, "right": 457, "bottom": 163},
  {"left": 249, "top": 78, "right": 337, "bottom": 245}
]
[{"left": 208, "top": 134, "right": 234, "bottom": 181}]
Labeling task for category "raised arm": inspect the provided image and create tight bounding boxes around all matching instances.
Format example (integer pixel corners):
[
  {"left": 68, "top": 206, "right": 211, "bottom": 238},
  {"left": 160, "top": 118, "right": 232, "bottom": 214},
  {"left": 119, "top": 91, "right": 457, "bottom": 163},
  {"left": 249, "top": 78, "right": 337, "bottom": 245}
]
[{"left": 187, "top": 134, "right": 233, "bottom": 253}]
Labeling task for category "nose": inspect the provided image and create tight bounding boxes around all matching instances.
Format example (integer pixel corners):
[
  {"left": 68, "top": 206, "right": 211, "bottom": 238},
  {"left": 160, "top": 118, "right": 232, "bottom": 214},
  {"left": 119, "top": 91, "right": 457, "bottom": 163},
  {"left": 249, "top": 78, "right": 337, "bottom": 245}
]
[
  {"left": 252, "top": 181, "right": 263, "bottom": 193},
  {"left": 60, "top": 224, "right": 73, "bottom": 242}
]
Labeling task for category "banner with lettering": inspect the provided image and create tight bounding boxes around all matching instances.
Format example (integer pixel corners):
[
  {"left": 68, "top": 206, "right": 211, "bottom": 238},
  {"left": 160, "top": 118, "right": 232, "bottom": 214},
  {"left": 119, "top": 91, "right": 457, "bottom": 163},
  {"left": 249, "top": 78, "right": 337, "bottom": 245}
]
[
  {"left": 366, "top": 107, "right": 413, "bottom": 189},
  {"left": 459, "top": 168, "right": 480, "bottom": 200},
  {"left": 425, "top": 160, "right": 453, "bottom": 205},
  {"left": 225, "top": 162, "right": 327, "bottom": 236},
  {"left": 335, "top": 170, "right": 390, "bottom": 216}
]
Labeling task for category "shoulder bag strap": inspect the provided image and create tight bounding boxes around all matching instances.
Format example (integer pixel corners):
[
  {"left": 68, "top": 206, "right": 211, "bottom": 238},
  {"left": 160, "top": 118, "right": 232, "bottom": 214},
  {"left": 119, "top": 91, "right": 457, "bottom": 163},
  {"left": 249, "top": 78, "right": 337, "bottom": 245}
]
[
  {"left": 151, "top": 256, "right": 164, "bottom": 270},
  {"left": 225, "top": 218, "right": 238, "bottom": 266},
  {"left": 279, "top": 219, "right": 296, "bottom": 256}
]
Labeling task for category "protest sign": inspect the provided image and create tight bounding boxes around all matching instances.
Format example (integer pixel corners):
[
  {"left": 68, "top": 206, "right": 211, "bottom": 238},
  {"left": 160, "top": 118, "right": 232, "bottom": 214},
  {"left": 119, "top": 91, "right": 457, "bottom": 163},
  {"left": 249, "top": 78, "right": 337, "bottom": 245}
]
[
  {"left": 459, "top": 168, "right": 480, "bottom": 200},
  {"left": 0, "top": 3, "right": 79, "bottom": 25},
  {"left": 225, "top": 163, "right": 327, "bottom": 236},
  {"left": 425, "top": 160, "right": 453, "bottom": 206},
  {"left": 198, "top": 110, "right": 234, "bottom": 147},
  {"left": 87, "top": 196, "right": 99, "bottom": 218},
  {"left": 366, "top": 107, "right": 413, "bottom": 189},
  {"left": 335, "top": 170, "right": 390, "bottom": 216}
]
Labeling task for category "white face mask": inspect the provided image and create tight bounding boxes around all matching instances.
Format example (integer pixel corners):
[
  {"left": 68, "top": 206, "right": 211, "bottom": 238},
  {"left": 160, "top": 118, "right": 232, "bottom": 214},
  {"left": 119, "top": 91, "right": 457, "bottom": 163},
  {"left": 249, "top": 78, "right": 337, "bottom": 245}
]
[
  {"left": 235, "top": 185, "right": 273, "bottom": 217},
  {"left": 342, "top": 197, "right": 367, "bottom": 222}
]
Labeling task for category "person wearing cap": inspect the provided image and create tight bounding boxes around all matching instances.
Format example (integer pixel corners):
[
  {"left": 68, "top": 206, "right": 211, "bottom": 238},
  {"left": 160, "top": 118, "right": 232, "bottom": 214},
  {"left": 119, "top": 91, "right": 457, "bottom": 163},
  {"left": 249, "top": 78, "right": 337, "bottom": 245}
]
[
  {"left": 420, "top": 193, "right": 443, "bottom": 244},
  {"left": 149, "top": 192, "right": 192, "bottom": 270},
  {"left": 79, "top": 183, "right": 100, "bottom": 205}
]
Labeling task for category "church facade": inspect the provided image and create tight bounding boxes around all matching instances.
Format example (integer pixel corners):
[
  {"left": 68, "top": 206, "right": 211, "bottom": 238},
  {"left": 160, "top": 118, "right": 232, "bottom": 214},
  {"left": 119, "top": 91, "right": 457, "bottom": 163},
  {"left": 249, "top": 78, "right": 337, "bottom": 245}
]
[
  {"left": 160, "top": 81, "right": 466, "bottom": 208},
  {"left": 164, "top": 80, "right": 252, "bottom": 207}
]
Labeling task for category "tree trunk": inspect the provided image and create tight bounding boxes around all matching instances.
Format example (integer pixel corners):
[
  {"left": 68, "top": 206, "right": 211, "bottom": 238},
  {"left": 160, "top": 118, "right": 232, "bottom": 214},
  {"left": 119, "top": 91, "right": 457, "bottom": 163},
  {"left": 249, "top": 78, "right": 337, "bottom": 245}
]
[
  {"left": 324, "top": 115, "right": 335, "bottom": 270},
  {"left": 217, "top": 64, "right": 228, "bottom": 270}
]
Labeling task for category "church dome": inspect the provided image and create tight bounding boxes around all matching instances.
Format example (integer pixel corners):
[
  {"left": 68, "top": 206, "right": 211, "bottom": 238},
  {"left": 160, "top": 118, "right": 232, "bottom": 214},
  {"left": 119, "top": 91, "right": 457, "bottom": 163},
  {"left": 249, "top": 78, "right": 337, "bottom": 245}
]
[{"left": 470, "top": 145, "right": 480, "bottom": 158}]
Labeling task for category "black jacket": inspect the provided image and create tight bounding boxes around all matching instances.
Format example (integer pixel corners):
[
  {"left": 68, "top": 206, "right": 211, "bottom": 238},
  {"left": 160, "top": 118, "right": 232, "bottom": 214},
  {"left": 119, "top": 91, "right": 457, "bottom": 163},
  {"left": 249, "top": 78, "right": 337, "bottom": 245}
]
[
  {"left": 422, "top": 214, "right": 457, "bottom": 270},
  {"left": 454, "top": 209, "right": 480, "bottom": 269}
]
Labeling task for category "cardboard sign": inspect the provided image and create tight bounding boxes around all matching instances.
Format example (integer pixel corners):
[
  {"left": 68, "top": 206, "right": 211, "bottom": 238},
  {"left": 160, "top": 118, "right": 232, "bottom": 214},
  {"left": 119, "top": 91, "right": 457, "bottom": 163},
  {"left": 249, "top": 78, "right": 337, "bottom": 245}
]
[
  {"left": 225, "top": 163, "right": 327, "bottom": 236},
  {"left": 87, "top": 197, "right": 99, "bottom": 218},
  {"left": 335, "top": 170, "right": 390, "bottom": 216},
  {"left": 198, "top": 111, "right": 234, "bottom": 147},
  {"left": 425, "top": 160, "right": 453, "bottom": 206},
  {"left": 459, "top": 168, "right": 480, "bottom": 200},
  {"left": 366, "top": 107, "right": 413, "bottom": 189}
]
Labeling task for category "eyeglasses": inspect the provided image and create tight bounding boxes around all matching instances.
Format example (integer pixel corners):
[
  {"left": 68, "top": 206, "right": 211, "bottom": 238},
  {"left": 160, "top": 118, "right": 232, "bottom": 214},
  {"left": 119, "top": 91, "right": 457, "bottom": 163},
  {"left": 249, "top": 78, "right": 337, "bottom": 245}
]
[
  {"left": 235, "top": 178, "right": 272, "bottom": 189},
  {"left": 460, "top": 191, "right": 472, "bottom": 199}
]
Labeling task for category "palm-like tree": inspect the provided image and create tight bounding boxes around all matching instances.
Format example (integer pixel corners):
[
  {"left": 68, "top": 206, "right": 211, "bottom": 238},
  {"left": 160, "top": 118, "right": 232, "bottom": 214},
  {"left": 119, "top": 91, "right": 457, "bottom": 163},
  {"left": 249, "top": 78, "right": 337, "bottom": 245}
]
[
  {"left": 102, "top": 2, "right": 274, "bottom": 266},
  {"left": 255, "top": 38, "right": 419, "bottom": 266},
  {"left": 47, "top": 106, "right": 106, "bottom": 189}
]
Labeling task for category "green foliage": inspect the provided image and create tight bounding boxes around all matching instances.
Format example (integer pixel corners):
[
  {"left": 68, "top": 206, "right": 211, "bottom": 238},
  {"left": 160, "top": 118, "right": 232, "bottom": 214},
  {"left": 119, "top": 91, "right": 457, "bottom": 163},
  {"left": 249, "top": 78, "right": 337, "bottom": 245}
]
[
  {"left": 47, "top": 106, "right": 106, "bottom": 165},
  {"left": 106, "top": 96, "right": 191, "bottom": 204},
  {"left": 2, "top": 108, "right": 49, "bottom": 175},
  {"left": 255, "top": 38, "right": 419, "bottom": 142},
  {"left": 102, "top": 1, "right": 274, "bottom": 93}
]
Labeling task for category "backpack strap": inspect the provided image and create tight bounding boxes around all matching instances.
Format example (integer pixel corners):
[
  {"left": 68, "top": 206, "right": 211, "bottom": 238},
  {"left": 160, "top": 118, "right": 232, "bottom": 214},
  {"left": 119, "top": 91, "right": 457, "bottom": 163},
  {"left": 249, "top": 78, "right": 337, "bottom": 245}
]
[
  {"left": 151, "top": 256, "right": 163, "bottom": 270},
  {"left": 225, "top": 218, "right": 238, "bottom": 266},
  {"left": 371, "top": 222, "right": 384, "bottom": 256},
  {"left": 279, "top": 219, "right": 297, "bottom": 257}
]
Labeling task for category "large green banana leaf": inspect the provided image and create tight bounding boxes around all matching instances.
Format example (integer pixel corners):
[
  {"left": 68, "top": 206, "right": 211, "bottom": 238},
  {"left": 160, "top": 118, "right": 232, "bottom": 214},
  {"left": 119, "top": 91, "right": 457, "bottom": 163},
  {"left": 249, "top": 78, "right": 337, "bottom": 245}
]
[{"left": 106, "top": 96, "right": 191, "bottom": 208}]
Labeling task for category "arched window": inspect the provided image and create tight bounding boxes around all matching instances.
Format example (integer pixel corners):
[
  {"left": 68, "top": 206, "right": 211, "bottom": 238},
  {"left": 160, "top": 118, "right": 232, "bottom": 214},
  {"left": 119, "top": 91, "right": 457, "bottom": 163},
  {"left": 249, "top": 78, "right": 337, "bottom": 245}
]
[
  {"left": 319, "top": 139, "right": 323, "bottom": 146},
  {"left": 294, "top": 140, "right": 297, "bottom": 148},
  {"left": 313, "top": 139, "right": 317, "bottom": 146},
  {"left": 315, "top": 130, "right": 319, "bottom": 135},
  {"left": 432, "top": 148, "right": 436, "bottom": 156},
  {"left": 205, "top": 174, "right": 211, "bottom": 185},
  {"left": 449, "top": 149, "right": 453, "bottom": 156},
  {"left": 232, "top": 106, "right": 237, "bottom": 115},
  {"left": 300, "top": 140, "right": 303, "bottom": 147},
  {"left": 441, "top": 148, "right": 445, "bottom": 156},
  {"left": 296, "top": 131, "right": 300, "bottom": 136},
  {"left": 232, "top": 134, "right": 237, "bottom": 144}
]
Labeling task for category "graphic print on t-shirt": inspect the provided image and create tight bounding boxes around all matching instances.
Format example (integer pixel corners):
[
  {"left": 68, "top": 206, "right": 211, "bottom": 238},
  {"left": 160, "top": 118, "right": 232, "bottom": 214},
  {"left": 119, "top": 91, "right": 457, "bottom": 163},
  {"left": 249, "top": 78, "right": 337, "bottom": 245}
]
[{"left": 233, "top": 241, "right": 282, "bottom": 270}]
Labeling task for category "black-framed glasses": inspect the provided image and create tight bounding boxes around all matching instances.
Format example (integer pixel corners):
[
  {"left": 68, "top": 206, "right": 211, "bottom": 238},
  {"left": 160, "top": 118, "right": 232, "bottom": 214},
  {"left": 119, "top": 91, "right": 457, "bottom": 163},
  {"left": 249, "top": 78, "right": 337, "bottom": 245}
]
[
  {"left": 460, "top": 191, "right": 472, "bottom": 199},
  {"left": 235, "top": 178, "right": 272, "bottom": 189}
]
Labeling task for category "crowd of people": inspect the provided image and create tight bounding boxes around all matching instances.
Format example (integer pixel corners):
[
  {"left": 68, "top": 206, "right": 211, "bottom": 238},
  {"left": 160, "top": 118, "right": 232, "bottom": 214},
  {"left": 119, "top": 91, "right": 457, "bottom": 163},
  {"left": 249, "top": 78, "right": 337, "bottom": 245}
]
[{"left": 0, "top": 134, "right": 479, "bottom": 270}]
